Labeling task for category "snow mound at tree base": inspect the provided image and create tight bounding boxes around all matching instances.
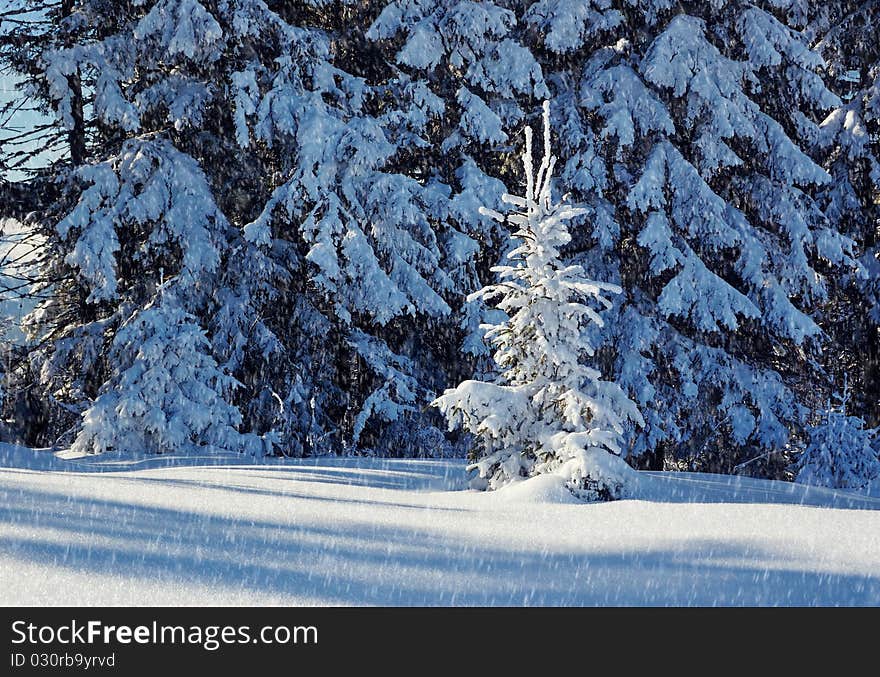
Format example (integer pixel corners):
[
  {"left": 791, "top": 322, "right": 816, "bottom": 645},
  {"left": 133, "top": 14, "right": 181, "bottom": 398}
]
[
  {"left": 491, "top": 474, "right": 582, "bottom": 504},
  {"left": 484, "top": 449, "right": 637, "bottom": 503},
  {"left": 556, "top": 448, "right": 636, "bottom": 501}
]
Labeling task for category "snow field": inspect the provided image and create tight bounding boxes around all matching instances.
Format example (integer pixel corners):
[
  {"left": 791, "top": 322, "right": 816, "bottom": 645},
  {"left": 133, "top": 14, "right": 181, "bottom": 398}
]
[{"left": 1, "top": 449, "right": 878, "bottom": 606}]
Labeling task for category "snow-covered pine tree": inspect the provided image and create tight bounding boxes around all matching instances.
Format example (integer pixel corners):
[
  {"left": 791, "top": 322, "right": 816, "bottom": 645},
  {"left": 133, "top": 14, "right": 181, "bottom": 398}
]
[
  {"left": 22, "top": 134, "right": 256, "bottom": 453},
  {"left": 813, "top": 0, "right": 880, "bottom": 426},
  {"left": 231, "top": 2, "right": 464, "bottom": 452},
  {"left": 795, "top": 384, "right": 880, "bottom": 489},
  {"left": 6, "top": 1, "right": 268, "bottom": 452},
  {"left": 72, "top": 289, "right": 246, "bottom": 456},
  {"left": 434, "top": 101, "right": 643, "bottom": 500},
  {"left": 492, "top": 0, "right": 861, "bottom": 476},
  {"left": 3, "top": 0, "right": 486, "bottom": 456},
  {"left": 368, "top": 0, "right": 843, "bottom": 474}
]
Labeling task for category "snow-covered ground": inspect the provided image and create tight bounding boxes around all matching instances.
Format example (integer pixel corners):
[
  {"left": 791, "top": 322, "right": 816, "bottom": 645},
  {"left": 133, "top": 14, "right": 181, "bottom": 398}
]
[{"left": 1, "top": 443, "right": 878, "bottom": 606}]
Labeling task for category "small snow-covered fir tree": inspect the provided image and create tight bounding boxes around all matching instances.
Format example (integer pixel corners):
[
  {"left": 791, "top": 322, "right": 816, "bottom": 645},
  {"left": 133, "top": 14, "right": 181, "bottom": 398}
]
[
  {"left": 434, "top": 101, "right": 644, "bottom": 501},
  {"left": 795, "top": 386, "right": 880, "bottom": 490},
  {"left": 71, "top": 290, "right": 246, "bottom": 456}
]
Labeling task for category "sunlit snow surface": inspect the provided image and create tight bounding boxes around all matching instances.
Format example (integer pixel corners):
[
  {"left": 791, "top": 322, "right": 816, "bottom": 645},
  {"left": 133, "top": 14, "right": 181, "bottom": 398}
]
[{"left": 1, "top": 443, "right": 878, "bottom": 606}]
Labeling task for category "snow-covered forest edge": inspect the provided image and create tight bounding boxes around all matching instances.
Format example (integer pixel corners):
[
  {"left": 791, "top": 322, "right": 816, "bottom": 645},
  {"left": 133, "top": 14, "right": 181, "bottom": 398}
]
[{"left": 0, "top": 0, "right": 879, "bottom": 498}]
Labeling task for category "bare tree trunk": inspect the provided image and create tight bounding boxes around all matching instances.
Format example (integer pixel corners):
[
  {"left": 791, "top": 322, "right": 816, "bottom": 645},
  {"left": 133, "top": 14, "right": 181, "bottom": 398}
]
[{"left": 62, "top": 0, "right": 85, "bottom": 166}]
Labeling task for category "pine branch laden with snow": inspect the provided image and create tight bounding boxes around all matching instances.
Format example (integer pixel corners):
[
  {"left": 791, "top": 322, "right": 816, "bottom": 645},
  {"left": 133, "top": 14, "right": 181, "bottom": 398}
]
[
  {"left": 71, "top": 291, "right": 249, "bottom": 457},
  {"left": 434, "top": 101, "right": 644, "bottom": 501}
]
